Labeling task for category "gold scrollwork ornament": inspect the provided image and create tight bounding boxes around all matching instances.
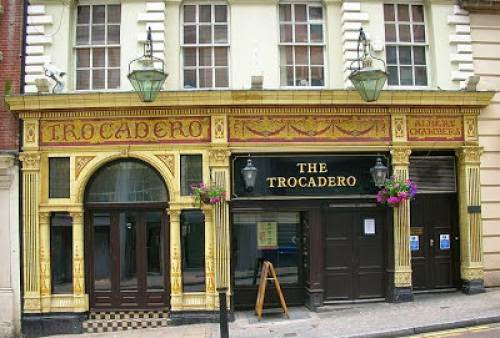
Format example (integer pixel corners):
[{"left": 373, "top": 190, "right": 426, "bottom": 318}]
[
  {"left": 390, "top": 148, "right": 411, "bottom": 165},
  {"left": 19, "top": 153, "right": 41, "bottom": 171}
]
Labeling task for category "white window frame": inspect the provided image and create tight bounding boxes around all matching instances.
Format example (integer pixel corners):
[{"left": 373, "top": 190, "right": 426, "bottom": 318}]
[
  {"left": 74, "top": 3, "right": 121, "bottom": 92},
  {"left": 180, "top": 3, "right": 231, "bottom": 90},
  {"left": 278, "top": 2, "right": 327, "bottom": 89},
  {"left": 384, "top": 2, "right": 430, "bottom": 89}
]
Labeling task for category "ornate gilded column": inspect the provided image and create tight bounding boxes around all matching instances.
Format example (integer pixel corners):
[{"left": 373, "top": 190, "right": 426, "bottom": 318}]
[
  {"left": 202, "top": 205, "right": 216, "bottom": 309},
  {"left": 457, "top": 146, "right": 485, "bottom": 294},
  {"left": 169, "top": 208, "right": 183, "bottom": 310},
  {"left": 209, "top": 148, "right": 231, "bottom": 309},
  {"left": 390, "top": 147, "right": 413, "bottom": 302},
  {"left": 19, "top": 152, "right": 42, "bottom": 312},
  {"left": 70, "top": 210, "right": 88, "bottom": 311},
  {"left": 39, "top": 212, "right": 51, "bottom": 311}
]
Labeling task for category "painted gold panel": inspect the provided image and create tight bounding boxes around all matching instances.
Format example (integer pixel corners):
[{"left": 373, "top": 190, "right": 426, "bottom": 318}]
[
  {"left": 39, "top": 117, "right": 211, "bottom": 147},
  {"left": 228, "top": 115, "right": 391, "bottom": 142},
  {"left": 407, "top": 116, "right": 463, "bottom": 141}
]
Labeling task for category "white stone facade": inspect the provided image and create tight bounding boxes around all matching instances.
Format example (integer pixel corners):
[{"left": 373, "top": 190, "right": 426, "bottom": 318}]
[
  {"left": 24, "top": 0, "right": 469, "bottom": 93},
  {"left": 0, "top": 155, "right": 20, "bottom": 338}
]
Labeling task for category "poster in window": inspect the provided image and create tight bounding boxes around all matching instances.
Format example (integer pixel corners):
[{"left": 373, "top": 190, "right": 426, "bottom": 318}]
[
  {"left": 440, "top": 234, "right": 450, "bottom": 250},
  {"left": 257, "top": 221, "right": 278, "bottom": 249},
  {"left": 410, "top": 236, "right": 419, "bottom": 251}
]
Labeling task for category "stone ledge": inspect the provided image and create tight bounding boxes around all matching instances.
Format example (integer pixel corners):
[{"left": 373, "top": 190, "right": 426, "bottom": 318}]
[{"left": 5, "top": 90, "right": 496, "bottom": 111}]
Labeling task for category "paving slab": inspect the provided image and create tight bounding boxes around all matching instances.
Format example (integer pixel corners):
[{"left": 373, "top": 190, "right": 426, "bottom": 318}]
[{"left": 49, "top": 288, "right": 500, "bottom": 338}]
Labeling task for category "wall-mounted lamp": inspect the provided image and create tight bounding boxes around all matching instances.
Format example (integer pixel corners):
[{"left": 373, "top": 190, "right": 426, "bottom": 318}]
[
  {"left": 348, "top": 28, "right": 387, "bottom": 102},
  {"left": 128, "top": 27, "right": 168, "bottom": 102},
  {"left": 241, "top": 156, "right": 258, "bottom": 192},
  {"left": 370, "top": 157, "right": 388, "bottom": 187}
]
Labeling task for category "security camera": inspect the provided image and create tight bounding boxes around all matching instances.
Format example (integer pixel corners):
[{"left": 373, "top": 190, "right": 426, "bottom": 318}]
[{"left": 43, "top": 63, "right": 66, "bottom": 93}]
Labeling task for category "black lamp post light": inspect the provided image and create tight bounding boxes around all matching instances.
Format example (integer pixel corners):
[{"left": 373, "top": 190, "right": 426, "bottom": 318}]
[
  {"left": 370, "top": 157, "right": 389, "bottom": 187},
  {"left": 241, "top": 156, "right": 258, "bottom": 192},
  {"left": 128, "top": 27, "right": 168, "bottom": 102},
  {"left": 348, "top": 28, "right": 388, "bottom": 102}
]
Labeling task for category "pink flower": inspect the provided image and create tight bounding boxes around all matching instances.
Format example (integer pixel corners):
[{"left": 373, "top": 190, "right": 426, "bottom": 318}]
[
  {"left": 398, "top": 191, "right": 408, "bottom": 199},
  {"left": 210, "top": 197, "right": 221, "bottom": 204},
  {"left": 387, "top": 196, "right": 400, "bottom": 204}
]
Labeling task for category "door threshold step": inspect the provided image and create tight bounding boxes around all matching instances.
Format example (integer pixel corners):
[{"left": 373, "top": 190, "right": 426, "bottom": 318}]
[
  {"left": 84, "top": 310, "right": 170, "bottom": 333},
  {"left": 89, "top": 309, "right": 169, "bottom": 320}
]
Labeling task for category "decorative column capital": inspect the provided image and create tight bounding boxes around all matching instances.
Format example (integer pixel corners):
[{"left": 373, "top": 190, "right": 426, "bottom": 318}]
[
  {"left": 70, "top": 211, "right": 84, "bottom": 224},
  {"left": 19, "top": 152, "right": 41, "bottom": 171},
  {"left": 390, "top": 147, "right": 411, "bottom": 166},
  {"left": 209, "top": 148, "right": 231, "bottom": 167},
  {"left": 168, "top": 208, "right": 182, "bottom": 219},
  {"left": 457, "top": 146, "right": 482, "bottom": 165},
  {"left": 39, "top": 212, "right": 50, "bottom": 225}
]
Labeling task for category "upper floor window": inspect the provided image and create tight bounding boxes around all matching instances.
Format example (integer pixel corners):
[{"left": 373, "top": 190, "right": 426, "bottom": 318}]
[
  {"left": 384, "top": 3, "right": 427, "bottom": 86},
  {"left": 279, "top": 3, "right": 325, "bottom": 87},
  {"left": 75, "top": 4, "right": 121, "bottom": 90},
  {"left": 182, "top": 4, "right": 229, "bottom": 89}
]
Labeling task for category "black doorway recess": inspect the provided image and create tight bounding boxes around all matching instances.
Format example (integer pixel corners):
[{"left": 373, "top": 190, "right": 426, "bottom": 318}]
[
  {"left": 323, "top": 208, "right": 387, "bottom": 301},
  {"left": 84, "top": 160, "right": 170, "bottom": 310}
]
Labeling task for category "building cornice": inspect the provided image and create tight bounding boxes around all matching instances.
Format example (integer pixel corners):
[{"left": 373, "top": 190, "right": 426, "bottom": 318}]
[
  {"left": 5, "top": 90, "right": 495, "bottom": 112},
  {"left": 458, "top": 0, "right": 500, "bottom": 12}
]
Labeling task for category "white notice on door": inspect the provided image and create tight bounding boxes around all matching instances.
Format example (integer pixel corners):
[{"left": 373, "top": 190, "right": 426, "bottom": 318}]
[{"left": 364, "top": 218, "right": 375, "bottom": 235}]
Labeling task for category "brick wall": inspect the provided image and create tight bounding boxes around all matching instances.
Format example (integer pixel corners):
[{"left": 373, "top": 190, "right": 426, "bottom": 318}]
[{"left": 0, "top": 0, "right": 23, "bottom": 151}]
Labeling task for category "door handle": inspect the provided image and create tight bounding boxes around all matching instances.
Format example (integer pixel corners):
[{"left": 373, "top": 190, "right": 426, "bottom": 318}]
[{"left": 430, "top": 239, "right": 434, "bottom": 247}]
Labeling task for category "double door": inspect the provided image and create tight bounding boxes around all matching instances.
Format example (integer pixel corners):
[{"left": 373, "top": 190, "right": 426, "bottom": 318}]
[
  {"left": 410, "top": 194, "right": 460, "bottom": 290},
  {"left": 324, "top": 208, "right": 386, "bottom": 300},
  {"left": 86, "top": 208, "right": 169, "bottom": 310}
]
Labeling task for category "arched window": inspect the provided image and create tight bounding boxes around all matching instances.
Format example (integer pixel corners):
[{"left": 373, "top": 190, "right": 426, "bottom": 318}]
[{"left": 86, "top": 160, "right": 168, "bottom": 203}]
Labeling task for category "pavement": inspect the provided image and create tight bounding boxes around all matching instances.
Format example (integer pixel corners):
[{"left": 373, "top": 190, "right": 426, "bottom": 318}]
[{"left": 51, "top": 288, "right": 500, "bottom": 338}]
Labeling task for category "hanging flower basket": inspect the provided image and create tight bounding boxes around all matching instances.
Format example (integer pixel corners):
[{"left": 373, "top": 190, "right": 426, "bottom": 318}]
[
  {"left": 376, "top": 177, "right": 418, "bottom": 208},
  {"left": 190, "top": 182, "right": 226, "bottom": 207}
]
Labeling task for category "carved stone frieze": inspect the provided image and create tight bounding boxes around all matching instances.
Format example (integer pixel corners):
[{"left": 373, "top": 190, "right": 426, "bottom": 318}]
[
  {"left": 155, "top": 154, "right": 175, "bottom": 176},
  {"left": 75, "top": 156, "right": 95, "bottom": 179},
  {"left": 464, "top": 116, "right": 478, "bottom": 140},
  {"left": 214, "top": 117, "right": 226, "bottom": 139},
  {"left": 24, "top": 121, "right": 37, "bottom": 145},
  {"left": 392, "top": 116, "right": 406, "bottom": 140}
]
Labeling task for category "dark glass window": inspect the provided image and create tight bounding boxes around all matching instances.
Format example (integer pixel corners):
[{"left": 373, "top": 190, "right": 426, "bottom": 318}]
[
  {"left": 49, "top": 157, "right": 70, "bottom": 198},
  {"left": 180, "top": 155, "right": 202, "bottom": 196},
  {"left": 181, "top": 210, "right": 205, "bottom": 292},
  {"left": 233, "top": 212, "right": 301, "bottom": 286},
  {"left": 86, "top": 160, "right": 167, "bottom": 203},
  {"left": 51, "top": 213, "right": 73, "bottom": 294},
  {"left": 93, "top": 212, "right": 111, "bottom": 290}
]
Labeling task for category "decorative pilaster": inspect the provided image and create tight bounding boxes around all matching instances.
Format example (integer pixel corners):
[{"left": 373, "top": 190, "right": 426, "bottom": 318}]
[
  {"left": 209, "top": 148, "right": 231, "bottom": 309},
  {"left": 457, "top": 146, "right": 485, "bottom": 294},
  {"left": 168, "top": 208, "right": 182, "bottom": 310},
  {"left": 202, "top": 205, "right": 216, "bottom": 310},
  {"left": 39, "top": 212, "right": 51, "bottom": 311},
  {"left": 70, "top": 211, "right": 86, "bottom": 305},
  {"left": 390, "top": 147, "right": 413, "bottom": 302},
  {"left": 19, "top": 152, "right": 41, "bottom": 312}
]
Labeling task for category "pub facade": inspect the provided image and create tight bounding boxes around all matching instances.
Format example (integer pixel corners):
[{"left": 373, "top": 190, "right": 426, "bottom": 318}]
[
  {"left": 6, "top": 90, "right": 493, "bottom": 332},
  {"left": 10, "top": 0, "right": 497, "bottom": 334}
]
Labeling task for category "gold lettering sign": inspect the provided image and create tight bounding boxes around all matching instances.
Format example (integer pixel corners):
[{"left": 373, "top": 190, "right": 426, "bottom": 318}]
[
  {"left": 266, "top": 162, "right": 357, "bottom": 189},
  {"left": 407, "top": 116, "right": 463, "bottom": 141},
  {"left": 228, "top": 115, "right": 390, "bottom": 142},
  {"left": 40, "top": 117, "right": 211, "bottom": 146}
]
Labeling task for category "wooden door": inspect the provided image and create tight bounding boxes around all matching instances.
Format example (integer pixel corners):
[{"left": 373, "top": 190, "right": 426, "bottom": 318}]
[
  {"left": 324, "top": 208, "right": 386, "bottom": 300},
  {"left": 410, "top": 194, "right": 459, "bottom": 290},
  {"left": 87, "top": 208, "right": 170, "bottom": 310}
]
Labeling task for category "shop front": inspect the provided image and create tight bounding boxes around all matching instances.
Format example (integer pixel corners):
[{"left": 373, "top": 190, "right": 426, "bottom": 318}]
[{"left": 5, "top": 90, "right": 493, "bottom": 332}]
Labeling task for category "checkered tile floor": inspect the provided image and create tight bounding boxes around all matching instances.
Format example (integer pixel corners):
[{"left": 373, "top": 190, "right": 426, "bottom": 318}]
[{"left": 83, "top": 310, "right": 169, "bottom": 333}]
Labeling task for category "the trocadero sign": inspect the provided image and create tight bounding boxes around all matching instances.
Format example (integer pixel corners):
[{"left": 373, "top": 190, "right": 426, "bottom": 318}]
[{"left": 232, "top": 155, "right": 382, "bottom": 198}]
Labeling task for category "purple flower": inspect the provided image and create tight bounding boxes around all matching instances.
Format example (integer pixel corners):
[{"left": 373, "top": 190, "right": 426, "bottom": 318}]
[
  {"left": 210, "top": 197, "right": 221, "bottom": 204},
  {"left": 398, "top": 191, "right": 408, "bottom": 199}
]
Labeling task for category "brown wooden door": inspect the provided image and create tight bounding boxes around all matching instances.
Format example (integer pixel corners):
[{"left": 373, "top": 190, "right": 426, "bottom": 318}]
[
  {"left": 410, "top": 194, "right": 459, "bottom": 290},
  {"left": 87, "top": 208, "right": 169, "bottom": 310},
  {"left": 324, "top": 208, "right": 386, "bottom": 301}
]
